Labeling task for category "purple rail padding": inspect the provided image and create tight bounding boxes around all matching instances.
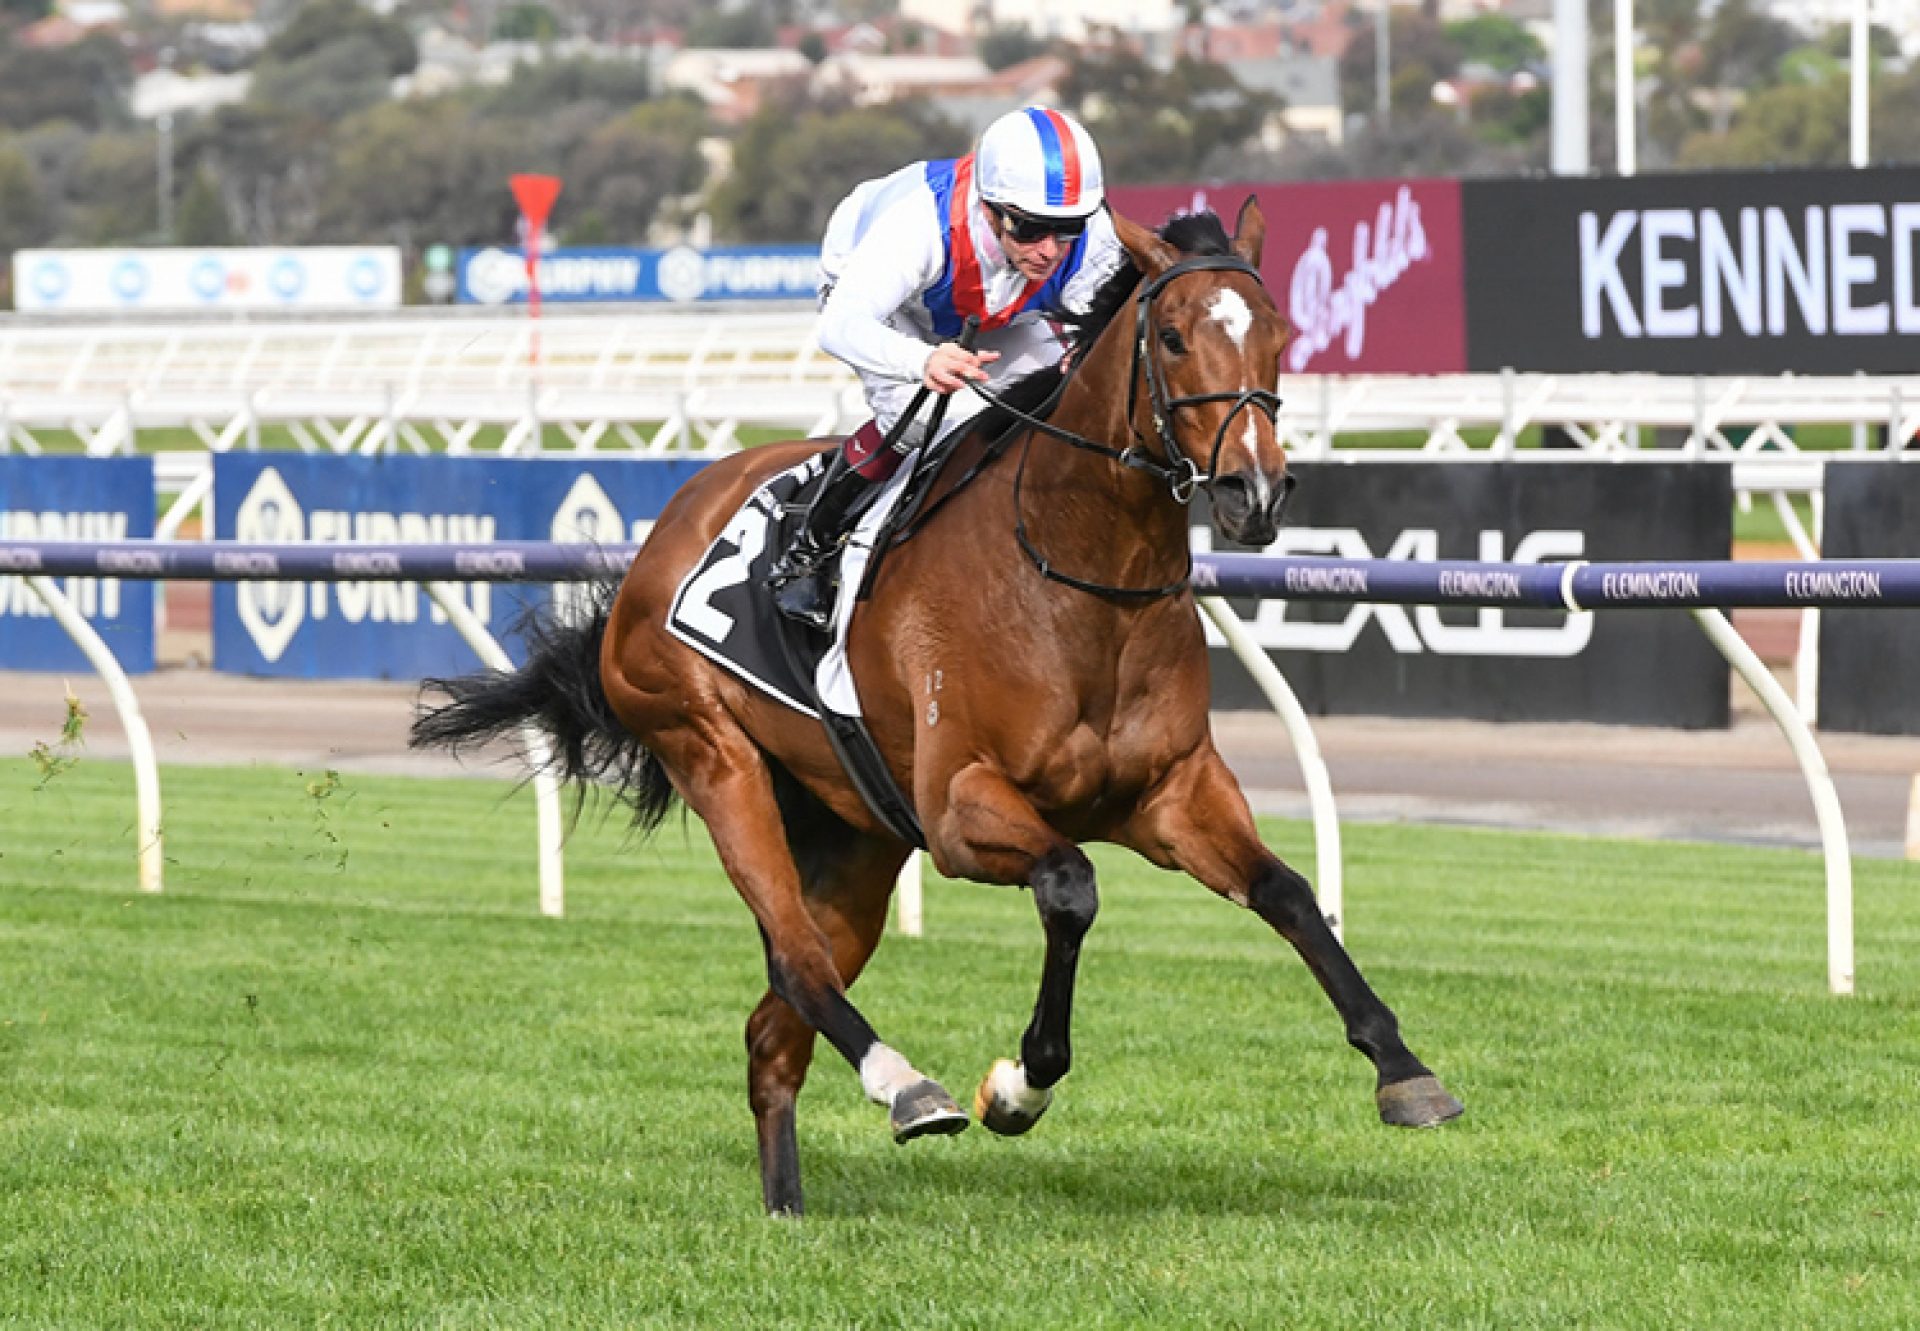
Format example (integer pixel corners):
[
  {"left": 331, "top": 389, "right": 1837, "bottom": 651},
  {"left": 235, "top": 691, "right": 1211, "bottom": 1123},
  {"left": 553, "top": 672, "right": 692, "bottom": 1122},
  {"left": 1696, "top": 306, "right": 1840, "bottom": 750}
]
[
  {"left": 1195, "top": 553, "right": 1571, "bottom": 607},
  {"left": 1566, "top": 561, "right": 1920, "bottom": 609},
  {"left": 4, "top": 540, "right": 1920, "bottom": 609},
  {"left": 0, "top": 540, "right": 645, "bottom": 582}
]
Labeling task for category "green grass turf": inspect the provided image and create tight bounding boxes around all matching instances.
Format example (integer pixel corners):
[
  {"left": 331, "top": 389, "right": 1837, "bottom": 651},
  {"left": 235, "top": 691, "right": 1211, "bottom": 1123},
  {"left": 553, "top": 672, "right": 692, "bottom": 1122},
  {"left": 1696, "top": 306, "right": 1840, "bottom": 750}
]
[{"left": 2, "top": 755, "right": 1917, "bottom": 1327}]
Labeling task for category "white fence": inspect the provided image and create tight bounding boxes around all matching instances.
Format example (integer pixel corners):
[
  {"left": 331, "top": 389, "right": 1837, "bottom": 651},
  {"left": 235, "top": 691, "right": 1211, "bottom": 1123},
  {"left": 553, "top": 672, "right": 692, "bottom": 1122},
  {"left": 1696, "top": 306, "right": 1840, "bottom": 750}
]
[{"left": 5, "top": 312, "right": 1920, "bottom": 492}]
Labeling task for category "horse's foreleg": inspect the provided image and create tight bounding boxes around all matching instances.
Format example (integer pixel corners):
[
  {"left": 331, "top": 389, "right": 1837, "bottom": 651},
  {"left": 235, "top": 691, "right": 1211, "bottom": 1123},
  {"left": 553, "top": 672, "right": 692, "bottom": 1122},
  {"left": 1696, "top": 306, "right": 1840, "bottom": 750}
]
[
  {"left": 1122, "top": 749, "right": 1462, "bottom": 1128},
  {"left": 931, "top": 766, "right": 1097, "bottom": 1137}
]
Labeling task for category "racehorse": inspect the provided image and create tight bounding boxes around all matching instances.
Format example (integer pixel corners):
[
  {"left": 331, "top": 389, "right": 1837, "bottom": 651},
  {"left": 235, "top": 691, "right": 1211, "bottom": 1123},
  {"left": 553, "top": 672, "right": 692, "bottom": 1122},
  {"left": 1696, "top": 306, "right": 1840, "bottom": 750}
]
[{"left": 412, "top": 200, "right": 1462, "bottom": 1216}]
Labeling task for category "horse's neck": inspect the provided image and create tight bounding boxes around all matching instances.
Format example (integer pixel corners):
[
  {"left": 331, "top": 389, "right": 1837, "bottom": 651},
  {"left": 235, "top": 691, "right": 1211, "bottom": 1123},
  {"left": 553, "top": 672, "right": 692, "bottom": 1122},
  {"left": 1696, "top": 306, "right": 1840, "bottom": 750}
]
[{"left": 1015, "top": 339, "right": 1192, "bottom": 596}]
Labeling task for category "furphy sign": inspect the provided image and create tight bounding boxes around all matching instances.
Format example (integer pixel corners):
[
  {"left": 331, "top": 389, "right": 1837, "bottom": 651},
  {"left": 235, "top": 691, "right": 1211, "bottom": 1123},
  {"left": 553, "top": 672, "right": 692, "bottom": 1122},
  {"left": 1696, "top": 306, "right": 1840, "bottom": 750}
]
[
  {"left": 212, "top": 456, "right": 707, "bottom": 679},
  {"left": 1464, "top": 167, "right": 1920, "bottom": 373},
  {"left": 1107, "top": 178, "right": 1469, "bottom": 373},
  {"left": 1200, "top": 463, "right": 1733, "bottom": 726},
  {"left": 0, "top": 458, "right": 155, "bottom": 672},
  {"left": 458, "top": 245, "right": 819, "bottom": 305}
]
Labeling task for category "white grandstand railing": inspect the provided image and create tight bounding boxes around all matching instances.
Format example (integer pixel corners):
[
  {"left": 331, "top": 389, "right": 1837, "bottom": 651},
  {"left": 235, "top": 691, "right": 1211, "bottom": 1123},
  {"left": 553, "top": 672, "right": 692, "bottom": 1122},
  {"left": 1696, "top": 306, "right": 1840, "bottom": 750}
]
[{"left": 5, "top": 313, "right": 1920, "bottom": 508}]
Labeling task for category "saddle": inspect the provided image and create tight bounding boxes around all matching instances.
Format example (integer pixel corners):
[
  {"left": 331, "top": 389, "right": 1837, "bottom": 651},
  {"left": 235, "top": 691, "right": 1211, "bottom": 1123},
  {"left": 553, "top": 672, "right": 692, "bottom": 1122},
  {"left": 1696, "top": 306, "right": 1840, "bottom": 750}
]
[{"left": 664, "top": 420, "right": 1005, "bottom": 847}]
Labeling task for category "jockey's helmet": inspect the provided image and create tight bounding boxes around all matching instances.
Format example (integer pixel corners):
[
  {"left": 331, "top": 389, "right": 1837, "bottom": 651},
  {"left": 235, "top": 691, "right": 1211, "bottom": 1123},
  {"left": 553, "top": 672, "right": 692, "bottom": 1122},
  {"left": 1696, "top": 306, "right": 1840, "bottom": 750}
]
[{"left": 975, "top": 106, "right": 1105, "bottom": 223}]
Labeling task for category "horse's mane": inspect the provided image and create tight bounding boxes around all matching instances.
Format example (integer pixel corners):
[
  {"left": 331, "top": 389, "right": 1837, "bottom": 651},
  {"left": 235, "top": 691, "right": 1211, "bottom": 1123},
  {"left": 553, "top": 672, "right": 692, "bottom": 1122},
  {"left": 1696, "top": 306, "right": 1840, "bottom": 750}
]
[{"left": 972, "top": 209, "right": 1233, "bottom": 436}]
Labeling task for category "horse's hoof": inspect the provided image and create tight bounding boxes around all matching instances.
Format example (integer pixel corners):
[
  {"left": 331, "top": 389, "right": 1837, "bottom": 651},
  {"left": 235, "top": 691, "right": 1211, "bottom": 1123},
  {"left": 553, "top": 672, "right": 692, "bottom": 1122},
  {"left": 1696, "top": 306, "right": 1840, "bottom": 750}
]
[
  {"left": 1377, "top": 1074, "right": 1465, "bottom": 1128},
  {"left": 891, "top": 1078, "right": 969, "bottom": 1143},
  {"left": 974, "top": 1058, "right": 1053, "bottom": 1137}
]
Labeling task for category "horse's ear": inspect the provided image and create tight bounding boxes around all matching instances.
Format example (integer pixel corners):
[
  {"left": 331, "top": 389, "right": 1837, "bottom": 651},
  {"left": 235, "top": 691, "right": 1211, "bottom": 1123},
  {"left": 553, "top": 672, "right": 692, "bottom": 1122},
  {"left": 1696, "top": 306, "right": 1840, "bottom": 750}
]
[
  {"left": 1231, "top": 195, "right": 1266, "bottom": 268},
  {"left": 1112, "top": 210, "right": 1178, "bottom": 278}
]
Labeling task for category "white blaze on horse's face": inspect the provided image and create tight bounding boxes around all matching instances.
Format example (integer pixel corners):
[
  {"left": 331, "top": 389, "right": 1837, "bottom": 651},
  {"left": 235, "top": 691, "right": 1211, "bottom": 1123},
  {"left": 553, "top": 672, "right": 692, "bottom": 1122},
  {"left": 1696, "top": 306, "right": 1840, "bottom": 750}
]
[
  {"left": 1206, "top": 287, "right": 1263, "bottom": 456},
  {"left": 1207, "top": 287, "right": 1254, "bottom": 353},
  {"left": 1181, "top": 274, "right": 1289, "bottom": 547}
]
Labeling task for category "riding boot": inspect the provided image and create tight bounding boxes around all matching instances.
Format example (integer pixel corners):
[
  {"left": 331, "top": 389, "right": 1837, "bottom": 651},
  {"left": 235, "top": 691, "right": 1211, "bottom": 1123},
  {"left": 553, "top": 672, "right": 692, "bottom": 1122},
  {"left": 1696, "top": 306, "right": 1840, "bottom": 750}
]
[{"left": 766, "top": 449, "right": 871, "bottom": 631}]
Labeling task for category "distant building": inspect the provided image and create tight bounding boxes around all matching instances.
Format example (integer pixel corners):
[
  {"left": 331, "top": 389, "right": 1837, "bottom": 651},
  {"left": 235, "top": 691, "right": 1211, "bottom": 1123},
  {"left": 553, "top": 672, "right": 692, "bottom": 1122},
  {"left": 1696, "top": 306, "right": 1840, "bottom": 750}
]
[
  {"left": 154, "top": 0, "right": 256, "bottom": 19},
  {"left": 1228, "top": 52, "right": 1345, "bottom": 146},
  {"left": 17, "top": 0, "right": 126, "bottom": 47},
  {"left": 901, "top": 0, "right": 1182, "bottom": 43},
  {"left": 130, "top": 67, "right": 252, "bottom": 120},
  {"left": 664, "top": 47, "right": 813, "bottom": 123},
  {"left": 918, "top": 54, "right": 1073, "bottom": 135},
  {"left": 812, "top": 52, "right": 995, "bottom": 105}
]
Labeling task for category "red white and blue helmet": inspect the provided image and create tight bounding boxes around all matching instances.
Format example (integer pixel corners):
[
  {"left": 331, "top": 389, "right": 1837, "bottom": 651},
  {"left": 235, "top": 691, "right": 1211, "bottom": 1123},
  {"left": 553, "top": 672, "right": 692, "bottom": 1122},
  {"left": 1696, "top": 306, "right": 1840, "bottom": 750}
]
[{"left": 975, "top": 106, "right": 1104, "bottom": 222}]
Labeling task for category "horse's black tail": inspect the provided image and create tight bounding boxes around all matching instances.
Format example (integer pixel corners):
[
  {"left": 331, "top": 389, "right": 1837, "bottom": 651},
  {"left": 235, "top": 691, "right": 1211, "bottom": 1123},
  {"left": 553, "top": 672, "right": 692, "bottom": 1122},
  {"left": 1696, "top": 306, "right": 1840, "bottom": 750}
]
[{"left": 409, "top": 583, "right": 679, "bottom": 833}]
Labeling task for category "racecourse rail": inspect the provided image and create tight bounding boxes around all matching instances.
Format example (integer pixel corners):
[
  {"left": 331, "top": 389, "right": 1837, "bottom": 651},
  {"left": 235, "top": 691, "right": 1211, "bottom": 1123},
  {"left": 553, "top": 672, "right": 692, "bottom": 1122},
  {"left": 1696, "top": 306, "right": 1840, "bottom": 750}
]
[{"left": 8, "top": 538, "right": 1912, "bottom": 997}]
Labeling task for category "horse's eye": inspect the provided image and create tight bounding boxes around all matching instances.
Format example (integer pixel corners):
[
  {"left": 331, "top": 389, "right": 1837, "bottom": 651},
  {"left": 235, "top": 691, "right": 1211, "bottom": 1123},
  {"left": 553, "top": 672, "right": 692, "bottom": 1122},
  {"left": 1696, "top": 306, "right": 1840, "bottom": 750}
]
[{"left": 1158, "top": 326, "right": 1186, "bottom": 355}]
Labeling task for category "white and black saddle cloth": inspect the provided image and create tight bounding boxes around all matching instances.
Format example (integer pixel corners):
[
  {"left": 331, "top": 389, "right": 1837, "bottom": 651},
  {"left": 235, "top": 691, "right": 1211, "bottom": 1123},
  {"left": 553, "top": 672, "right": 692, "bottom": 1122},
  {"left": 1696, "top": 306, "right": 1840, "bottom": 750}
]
[{"left": 665, "top": 449, "right": 926, "bottom": 845}]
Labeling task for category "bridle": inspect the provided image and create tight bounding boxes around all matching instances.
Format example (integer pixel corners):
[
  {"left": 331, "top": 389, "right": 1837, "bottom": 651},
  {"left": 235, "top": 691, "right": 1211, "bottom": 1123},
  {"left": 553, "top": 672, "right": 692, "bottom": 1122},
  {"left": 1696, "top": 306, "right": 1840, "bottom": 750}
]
[{"left": 969, "top": 253, "right": 1288, "bottom": 602}]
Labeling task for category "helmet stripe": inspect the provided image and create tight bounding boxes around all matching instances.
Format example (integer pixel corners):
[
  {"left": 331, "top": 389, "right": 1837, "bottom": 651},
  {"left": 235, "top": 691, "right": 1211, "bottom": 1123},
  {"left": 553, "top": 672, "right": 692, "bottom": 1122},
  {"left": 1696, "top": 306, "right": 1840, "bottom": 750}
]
[{"left": 1024, "top": 107, "right": 1082, "bottom": 209}]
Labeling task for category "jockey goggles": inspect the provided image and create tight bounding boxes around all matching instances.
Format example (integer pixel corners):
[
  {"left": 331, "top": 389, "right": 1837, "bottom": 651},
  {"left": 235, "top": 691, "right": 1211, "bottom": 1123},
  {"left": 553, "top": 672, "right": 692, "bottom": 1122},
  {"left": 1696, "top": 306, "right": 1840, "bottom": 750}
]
[{"left": 990, "top": 203, "right": 1087, "bottom": 244}]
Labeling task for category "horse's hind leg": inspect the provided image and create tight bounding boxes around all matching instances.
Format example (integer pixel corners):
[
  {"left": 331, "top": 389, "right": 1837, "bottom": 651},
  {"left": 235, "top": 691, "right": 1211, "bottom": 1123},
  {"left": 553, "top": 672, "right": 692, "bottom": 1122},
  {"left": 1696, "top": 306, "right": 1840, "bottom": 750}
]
[
  {"left": 926, "top": 766, "right": 1098, "bottom": 1137},
  {"left": 1123, "top": 749, "right": 1463, "bottom": 1128},
  {"left": 746, "top": 836, "right": 906, "bottom": 1217},
  {"left": 664, "top": 727, "right": 966, "bottom": 1155}
]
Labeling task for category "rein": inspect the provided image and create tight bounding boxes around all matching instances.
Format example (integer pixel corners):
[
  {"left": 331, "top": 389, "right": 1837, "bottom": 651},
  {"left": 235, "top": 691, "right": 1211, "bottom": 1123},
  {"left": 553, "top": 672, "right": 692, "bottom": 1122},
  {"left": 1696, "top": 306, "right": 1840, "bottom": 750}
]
[{"left": 970, "top": 252, "right": 1284, "bottom": 603}]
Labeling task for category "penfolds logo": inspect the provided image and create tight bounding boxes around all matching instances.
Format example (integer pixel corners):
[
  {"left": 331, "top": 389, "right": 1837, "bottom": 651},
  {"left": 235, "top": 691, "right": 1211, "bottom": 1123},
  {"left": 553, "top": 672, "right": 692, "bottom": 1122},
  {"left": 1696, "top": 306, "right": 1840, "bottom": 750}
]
[{"left": 1286, "top": 186, "right": 1429, "bottom": 371}]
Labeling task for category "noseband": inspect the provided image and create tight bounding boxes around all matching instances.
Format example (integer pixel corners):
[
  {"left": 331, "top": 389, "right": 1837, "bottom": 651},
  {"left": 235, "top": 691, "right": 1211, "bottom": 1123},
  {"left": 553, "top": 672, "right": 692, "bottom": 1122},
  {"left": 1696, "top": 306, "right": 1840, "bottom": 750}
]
[{"left": 972, "top": 253, "right": 1287, "bottom": 602}]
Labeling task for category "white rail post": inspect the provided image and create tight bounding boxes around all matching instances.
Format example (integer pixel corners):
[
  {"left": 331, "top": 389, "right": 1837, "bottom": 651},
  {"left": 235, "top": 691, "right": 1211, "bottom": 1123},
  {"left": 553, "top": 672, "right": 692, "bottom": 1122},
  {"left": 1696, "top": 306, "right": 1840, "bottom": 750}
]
[
  {"left": 1905, "top": 775, "right": 1920, "bottom": 862},
  {"left": 27, "top": 575, "right": 163, "bottom": 894},
  {"left": 1690, "top": 607, "right": 1853, "bottom": 996},
  {"left": 1199, "top": 596, "right": 1345, "bottom": 939},
  {"left": 895, "top": 852, "right": 923, "bottom": 938},
  {"left": 425, "top": 582, "right": 566, "bottom": 918}
]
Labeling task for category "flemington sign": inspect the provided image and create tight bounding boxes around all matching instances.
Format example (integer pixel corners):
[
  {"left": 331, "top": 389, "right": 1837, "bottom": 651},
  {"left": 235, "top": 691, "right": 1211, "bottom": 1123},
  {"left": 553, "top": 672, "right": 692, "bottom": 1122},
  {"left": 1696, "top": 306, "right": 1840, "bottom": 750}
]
[{"left": 1112, "top": 165, "right": 1920, "bottom": 376}]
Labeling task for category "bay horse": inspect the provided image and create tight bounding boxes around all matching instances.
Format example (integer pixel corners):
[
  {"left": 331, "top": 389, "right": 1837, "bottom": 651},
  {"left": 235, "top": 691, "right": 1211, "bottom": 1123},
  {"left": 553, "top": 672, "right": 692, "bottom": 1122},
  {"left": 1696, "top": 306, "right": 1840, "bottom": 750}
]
[{"left": 412, "top": 200, "right": 1461, "bottom": 1216}]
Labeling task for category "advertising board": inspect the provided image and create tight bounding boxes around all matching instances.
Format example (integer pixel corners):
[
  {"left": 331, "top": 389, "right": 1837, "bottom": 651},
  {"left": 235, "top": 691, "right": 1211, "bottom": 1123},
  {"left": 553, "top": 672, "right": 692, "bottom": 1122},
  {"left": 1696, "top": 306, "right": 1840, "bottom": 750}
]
[
  {"left": 458, "top": 245, "right": 820, "bottom": 305},
  {"left": 12, "top": 247, "right": 403, "bottom": 313},
  {"left": 1816, "top": 460, "right": 1920, "bottom": 735},
  {"left": 1462, "top": 167, "right": 1920, "bottom": 373},
  {"left": 0, "top": 458, "right": 156, "bottom": 673},
  {"left": 1106, "top": 177, "right": 1469, "bottom": 374},
  {"left": 1204, "top": 462, "right": 1733, "bottom": 726},
  {"left": 212, "top": 456, "right": 707, "bottom": 679}
]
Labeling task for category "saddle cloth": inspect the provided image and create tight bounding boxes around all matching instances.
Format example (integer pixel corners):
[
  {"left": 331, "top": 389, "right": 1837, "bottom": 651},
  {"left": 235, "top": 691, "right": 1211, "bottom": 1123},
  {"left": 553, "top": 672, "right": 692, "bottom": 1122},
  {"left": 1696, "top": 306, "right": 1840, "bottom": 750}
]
[
  {"left": 664, "top": 448, "right": 927, "bottom": 844},
  {"left": 665, "top": 447, "right": 919, "bottom": 720}
]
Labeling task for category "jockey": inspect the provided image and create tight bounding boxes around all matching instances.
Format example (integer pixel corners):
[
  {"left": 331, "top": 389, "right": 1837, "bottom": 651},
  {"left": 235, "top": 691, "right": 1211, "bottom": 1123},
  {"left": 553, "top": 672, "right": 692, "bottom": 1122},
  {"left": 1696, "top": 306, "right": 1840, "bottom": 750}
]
[{"left": 766, "top": 104, "right": 1129, "bottom": 631}]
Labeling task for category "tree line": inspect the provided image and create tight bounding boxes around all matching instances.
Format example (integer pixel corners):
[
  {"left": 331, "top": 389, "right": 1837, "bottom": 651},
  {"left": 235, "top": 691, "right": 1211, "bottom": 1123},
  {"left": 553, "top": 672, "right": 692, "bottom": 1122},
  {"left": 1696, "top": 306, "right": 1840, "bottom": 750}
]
[{"left": 3, "top": 0, "right": 1919, "bottom": 307}]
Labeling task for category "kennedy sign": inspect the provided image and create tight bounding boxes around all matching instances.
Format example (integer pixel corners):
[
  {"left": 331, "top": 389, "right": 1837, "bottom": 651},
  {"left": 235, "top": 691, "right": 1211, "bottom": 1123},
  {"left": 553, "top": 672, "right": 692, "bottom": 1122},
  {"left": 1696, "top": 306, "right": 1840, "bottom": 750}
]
[
  {"left": 1463, "top": 167, "right": 1920, "bottom": 373},
  {"left": 1108, "top": 179, "right": 1468, "bottom": 374}
]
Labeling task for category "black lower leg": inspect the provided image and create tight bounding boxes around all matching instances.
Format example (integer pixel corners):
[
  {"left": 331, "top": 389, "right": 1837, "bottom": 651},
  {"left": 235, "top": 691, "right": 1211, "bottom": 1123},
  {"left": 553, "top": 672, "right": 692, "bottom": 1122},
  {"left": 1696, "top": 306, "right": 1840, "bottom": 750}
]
[
  {"left": 745, "top": 993, "right": 813, "bottom": 1217},
  {"left": 1244, "top": 860, "right": 1431, "bottom": 1086},
  {"left": 1018, "top": 847, "right": 1099, "bottom": 1090},
  {"left": 764, "top": 952, "right": 882, "bottom": 1069}
]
